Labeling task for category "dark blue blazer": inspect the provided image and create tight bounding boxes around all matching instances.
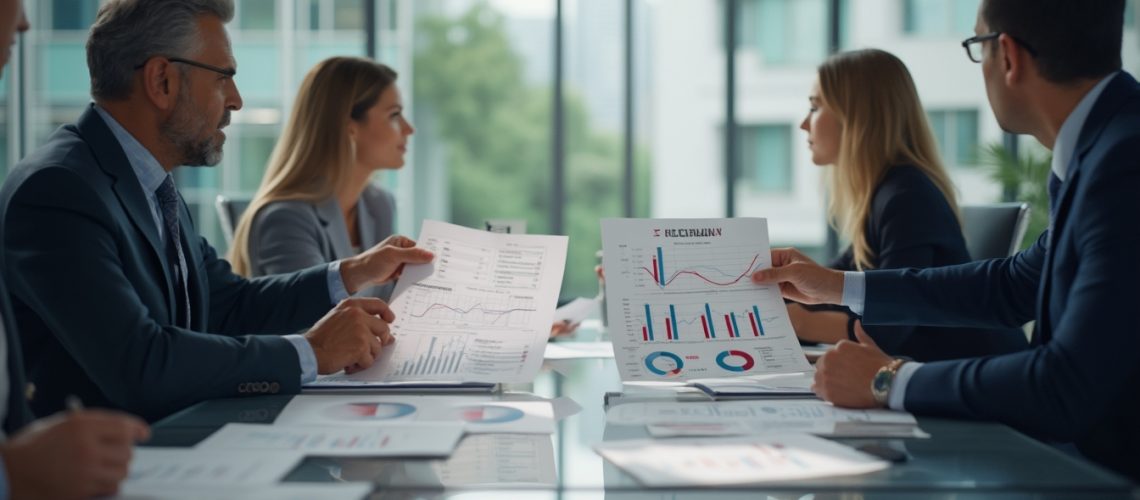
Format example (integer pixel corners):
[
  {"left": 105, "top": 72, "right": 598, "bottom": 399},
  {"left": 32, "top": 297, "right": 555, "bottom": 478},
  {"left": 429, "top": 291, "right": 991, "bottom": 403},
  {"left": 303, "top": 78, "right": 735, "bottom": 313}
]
[
  {"left": 1, "top": 274, "right": 33, "bottom": 435},
  {"left": 822, "top": 166, "right": 1027, "bottom": 361},
  {"left": 0, "top": 106, "right": 334, "bottom": 422},
  {"left": 862, "top": 72, "right": 1140, "bottom": 480}
]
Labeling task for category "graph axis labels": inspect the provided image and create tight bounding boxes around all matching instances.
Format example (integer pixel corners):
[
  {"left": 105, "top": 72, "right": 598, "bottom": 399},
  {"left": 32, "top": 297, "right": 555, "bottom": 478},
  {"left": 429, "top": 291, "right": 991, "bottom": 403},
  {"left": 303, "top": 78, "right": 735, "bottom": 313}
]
[{"left": 644, "top": 351, "right": 685, "bottom": 377}]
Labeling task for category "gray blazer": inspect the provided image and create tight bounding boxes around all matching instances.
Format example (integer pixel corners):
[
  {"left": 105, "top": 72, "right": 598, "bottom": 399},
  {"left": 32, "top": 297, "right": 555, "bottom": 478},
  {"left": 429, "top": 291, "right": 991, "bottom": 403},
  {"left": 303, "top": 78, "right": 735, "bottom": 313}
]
[{"left": 248, "top": 184, "right": 397, "bottom": 300}]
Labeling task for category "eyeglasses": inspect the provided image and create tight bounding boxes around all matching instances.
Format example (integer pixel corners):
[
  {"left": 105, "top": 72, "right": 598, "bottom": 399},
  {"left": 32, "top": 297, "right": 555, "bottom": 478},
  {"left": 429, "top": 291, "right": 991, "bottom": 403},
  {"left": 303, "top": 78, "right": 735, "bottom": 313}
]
[
  {"left": 133, "top": 56, "right": 236, "bottom": 78},
  {"left": 961, "top": 32, "right": 1038, "bottom": 63}
]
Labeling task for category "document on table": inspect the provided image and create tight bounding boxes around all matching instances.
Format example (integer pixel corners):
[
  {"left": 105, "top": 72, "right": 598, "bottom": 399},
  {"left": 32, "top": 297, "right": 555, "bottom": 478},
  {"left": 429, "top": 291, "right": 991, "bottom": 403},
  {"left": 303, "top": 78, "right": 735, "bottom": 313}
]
[
  {"left": 117, "top": 483, "right": 373, "bottom": 500},
  {"left": 544, "top": 341, "right": 615, "bottom": 359},
  {"left": 607, "top": 400, "right": 925, "bottom": 438},
  {"left": 124, "top": 448, "right": 303, "bottom": 487},
  {"left": 554, "top": 296, "right": 600, "bottom": 324},
  {"left": 601, "top": 218, "right": 811, "bottom": 381},
  {"left": 195, "top": 422, "right": 464, "bottom": 457},
  {"left": 276, "top": 394, "right": 556, "bottom": 434},
  {"left": 595, "top": 434, "right": 889, "bottom": 486},
  {"left": 688, "top": 371, "right": 817, "bottom": 399},
  {"left": 432, "top": 434, "right": 557, "bottom": 487},
  {"left": 305, "top": 220, "right": 567, "bottom": 386}
]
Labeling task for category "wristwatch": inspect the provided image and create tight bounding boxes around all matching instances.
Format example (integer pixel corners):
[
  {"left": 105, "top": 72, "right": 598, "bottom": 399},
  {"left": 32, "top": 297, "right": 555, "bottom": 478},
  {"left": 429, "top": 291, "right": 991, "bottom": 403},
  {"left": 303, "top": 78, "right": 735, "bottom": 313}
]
[{"left": 870, "top": 359, "right": 907, "bottom": 406}]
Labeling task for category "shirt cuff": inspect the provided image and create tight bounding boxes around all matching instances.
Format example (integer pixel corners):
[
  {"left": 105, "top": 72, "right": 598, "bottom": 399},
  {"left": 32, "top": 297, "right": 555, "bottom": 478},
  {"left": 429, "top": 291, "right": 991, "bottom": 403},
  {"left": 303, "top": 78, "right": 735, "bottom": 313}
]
[
  {"left": 327, "top": 261, "right": 350, "bottom": 305},
  {"left": 284, "top": 334, "right": 318, "bottom": 384},
  {"left": 841, "top": 271, "right": 866, "bottom": 316},
  {"left": 888, "top": 361, "right": 923, "bottom": 411}
]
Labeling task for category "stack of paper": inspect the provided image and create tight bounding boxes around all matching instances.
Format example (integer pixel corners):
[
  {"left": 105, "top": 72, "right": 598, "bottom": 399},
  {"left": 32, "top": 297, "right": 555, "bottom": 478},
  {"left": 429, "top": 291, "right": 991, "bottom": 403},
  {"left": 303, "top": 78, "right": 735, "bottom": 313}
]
[
  {"left": 688, "top": 371, "right": 817, "bottom": 399},
  {"left": 595, "top": 434, "right": 889, "bottom": 486},
  {"left": 196, "top": 422, "right": 465, "bottom": 457},
  {"left": 275, "top": 394, "right": 557, "bottom": 435},
  {"left": 607, "top": 400, "right": 927, "bottom": 438}
]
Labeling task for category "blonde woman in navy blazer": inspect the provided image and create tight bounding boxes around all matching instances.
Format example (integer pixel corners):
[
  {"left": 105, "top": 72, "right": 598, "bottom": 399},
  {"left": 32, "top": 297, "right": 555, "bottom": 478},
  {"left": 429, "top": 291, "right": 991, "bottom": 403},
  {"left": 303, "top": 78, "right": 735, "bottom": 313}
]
[{"left": 229, "top": 57, "right": 409, "bottom": 302}]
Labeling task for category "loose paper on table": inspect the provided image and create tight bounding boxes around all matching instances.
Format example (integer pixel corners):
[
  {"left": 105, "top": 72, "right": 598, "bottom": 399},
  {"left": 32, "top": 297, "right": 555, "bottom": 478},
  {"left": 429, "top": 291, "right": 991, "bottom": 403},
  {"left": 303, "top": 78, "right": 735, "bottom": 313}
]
[
  {"left": 601, "top": 218, "right": 811, "bottom": 381},
  {"left": 607, "top": 400, "right": 924, "bottom": 437},
  {"left": 117, "top": 483, "right": 373, "bottom": 500},
  {"left": 195, "top": 422, "right": 464, "bottom": 457},
  {"left": 276, "top": 394, "right": 556, "bottom": 434},
  {"left": 125, "top": 448, "right": 303, "bottom": 487},
  {"left": 308, "top": 220, "right": 567, "bottom": 386},
  {"left": 595, "top": 434, "right": 889, "bottom": 486},
  {"left": 544, "top": 341, "right": 615, "bottom": 359}
]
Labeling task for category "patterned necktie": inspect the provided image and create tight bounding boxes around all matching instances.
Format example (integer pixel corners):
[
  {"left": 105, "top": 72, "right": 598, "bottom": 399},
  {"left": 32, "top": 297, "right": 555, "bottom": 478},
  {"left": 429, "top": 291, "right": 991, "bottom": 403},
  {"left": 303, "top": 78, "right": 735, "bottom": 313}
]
[{"left": 155, "top": 176, "right": 191, "bottom": 329}]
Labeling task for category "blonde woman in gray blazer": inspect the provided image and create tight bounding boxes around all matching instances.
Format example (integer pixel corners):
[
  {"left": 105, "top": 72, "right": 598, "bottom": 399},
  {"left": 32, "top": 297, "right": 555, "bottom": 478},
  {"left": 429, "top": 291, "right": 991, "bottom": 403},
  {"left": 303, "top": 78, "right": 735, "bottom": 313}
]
[{"left": 229, "top": 57, "right": 412, "bottom": 303}]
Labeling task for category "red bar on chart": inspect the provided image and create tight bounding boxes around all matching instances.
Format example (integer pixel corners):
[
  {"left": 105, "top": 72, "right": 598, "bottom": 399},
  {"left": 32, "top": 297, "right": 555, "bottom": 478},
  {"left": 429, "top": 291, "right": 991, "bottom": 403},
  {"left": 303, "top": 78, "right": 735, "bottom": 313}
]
[
  {"left": 665, "top": 318, "right": 673, "bottom": 340},
  {"left": 642, "top": 325, "right": 648, "bottom": 341},
  {"left": 748, "top": 312, "right": 760, "bottom": 337},
  {"left": 651, "top": 257, "right": 658, "bottom": 283},
  {"left": 724, "top": 315, "right": 734, "bottom": 338},
  {"left": 701, "top": 315, "right": 710, "bottom": 339}
]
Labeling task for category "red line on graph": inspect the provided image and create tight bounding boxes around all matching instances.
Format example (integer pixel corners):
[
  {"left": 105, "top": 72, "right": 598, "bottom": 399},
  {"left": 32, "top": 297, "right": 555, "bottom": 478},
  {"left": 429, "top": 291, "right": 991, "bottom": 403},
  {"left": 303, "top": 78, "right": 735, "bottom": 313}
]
[
  {"left": 639, "top": 254, "right": 760, "bottom": 287},
  {"left": 642, "top": 326, "right": 648, "bottom": 341},
  {"left": 748, "top": 312, "right": 759, "bottom": 337},
  {"left": 701, "top": 315, "right": 710, "bottom": 339},
  {"left": 724, "top": 315, "right": 734, "bottom": 338}
]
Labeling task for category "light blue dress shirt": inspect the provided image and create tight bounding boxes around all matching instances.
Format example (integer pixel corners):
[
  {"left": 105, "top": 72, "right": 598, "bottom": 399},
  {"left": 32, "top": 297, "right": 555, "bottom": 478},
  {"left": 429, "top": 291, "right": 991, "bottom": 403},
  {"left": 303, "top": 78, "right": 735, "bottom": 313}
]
[
  {"left": 92, "top": 106, "right": 350, "bottom": 384},
  {"left": 840, "top": 72, "right": 1118, "bottom": 410}
]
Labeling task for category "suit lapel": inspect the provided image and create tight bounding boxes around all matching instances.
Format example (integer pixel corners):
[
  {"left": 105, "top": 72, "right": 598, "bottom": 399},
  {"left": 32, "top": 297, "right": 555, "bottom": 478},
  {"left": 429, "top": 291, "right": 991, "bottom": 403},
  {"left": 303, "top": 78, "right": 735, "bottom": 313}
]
[
  {"left": 316, "top": 198, "right": 355, "bottom": 260},
  {"left": 1034, "top": 72, "right": 1139, "bottom": 343},
  {"left": 357, "top": 194, "right": 379, "bottom": 250},
  {"left": 76, "top": 106, "right": 179, "bottom": 319},
  {"left": 179, "top": 201, "right": 208, "bottom": 330}
]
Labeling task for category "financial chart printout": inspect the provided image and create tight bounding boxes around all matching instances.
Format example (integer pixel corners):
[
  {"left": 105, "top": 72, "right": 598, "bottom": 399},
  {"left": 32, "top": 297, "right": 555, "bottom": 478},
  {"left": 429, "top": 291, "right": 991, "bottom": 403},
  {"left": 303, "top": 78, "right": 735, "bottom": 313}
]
[
  {"left": 363, "top": 220, "right": 567, "bottom": 383},
  {"left": 601, "top": 218, "right": 810, "bottom": 381}
]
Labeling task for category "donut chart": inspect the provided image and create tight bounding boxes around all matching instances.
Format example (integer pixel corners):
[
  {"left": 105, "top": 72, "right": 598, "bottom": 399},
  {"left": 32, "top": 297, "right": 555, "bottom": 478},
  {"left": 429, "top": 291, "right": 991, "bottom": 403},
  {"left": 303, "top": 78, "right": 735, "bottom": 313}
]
[
  {"left": 323, "top": 402, "right": 417, "bottom": 420},
  {"left": 455, "top": 405, "right": 525, "bottom": 424},
  {"left": 644, "top": 351, "right": 684, "bottom": 377},
  {"left": 715, "top": 350, "right": 756, "bottom": 372}
]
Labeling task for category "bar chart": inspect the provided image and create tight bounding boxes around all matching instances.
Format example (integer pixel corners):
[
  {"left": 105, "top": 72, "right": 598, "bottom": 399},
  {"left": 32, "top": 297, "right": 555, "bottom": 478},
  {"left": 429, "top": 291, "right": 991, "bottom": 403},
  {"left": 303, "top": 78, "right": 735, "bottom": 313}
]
[
  {"left": 388, "top": 334, "right": 469, "bottom": 378},
  {"left": 639, "top": 302, "right": 770, "bottom": 341}
]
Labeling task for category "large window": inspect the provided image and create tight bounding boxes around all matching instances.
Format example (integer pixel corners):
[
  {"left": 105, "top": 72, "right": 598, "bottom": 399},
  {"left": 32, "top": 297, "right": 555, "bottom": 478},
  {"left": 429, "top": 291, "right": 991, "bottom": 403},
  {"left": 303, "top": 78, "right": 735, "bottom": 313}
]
[
  {"left": 928, "top": 109, "right": 980, "bottom": 168},
  {"left": 903, "top": 0, "right": 979, "bottom": 37},
  {"left": 735, "top": 0, "right": 829, "bottom": 66},
  {"left": 739, "top": 125, "right": 792, "bottom": 193}
]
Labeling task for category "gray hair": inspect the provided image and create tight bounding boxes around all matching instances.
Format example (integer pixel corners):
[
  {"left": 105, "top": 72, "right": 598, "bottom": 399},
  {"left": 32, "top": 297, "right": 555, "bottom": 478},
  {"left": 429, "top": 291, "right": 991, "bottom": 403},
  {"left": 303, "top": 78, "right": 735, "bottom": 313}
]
[{"left": 87, "top": 0, "right": 235, "bottom": 101}]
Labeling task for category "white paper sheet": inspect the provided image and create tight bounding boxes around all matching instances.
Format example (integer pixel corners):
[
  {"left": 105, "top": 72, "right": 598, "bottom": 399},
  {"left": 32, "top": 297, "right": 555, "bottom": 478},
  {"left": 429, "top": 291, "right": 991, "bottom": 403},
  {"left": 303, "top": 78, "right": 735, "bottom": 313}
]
[
  {"left": 606, "top": 400, "right": 921, "bottom": 437},
  {"left": 432, "top": 434, "right": 558, "bottom": 487},
  {"left": 688, "top": 371, "right": 817, "bottom": 398},
  {"left": 125, "top": 448, "right": 303, "bottom": 487},
  {"left": 595, "top": 434, "right": 889, "bottom": 486},
  {"left": 325, "top": 220, "right": 567, "bottom": 384},
  {"left": 601, "top": 218, "right": 811, "bottom": 381},
  {"left": 117, "top": 483, "right": 373, "bottom": 500},
  {"left": 276, "top": 395, "right": 556, "bottom": 434},
  {"left": 544, "top": 341, "right": 615, "bottom": 359},
  {"left": 195, "top": 422, "right": 464, "bottom": 457}
]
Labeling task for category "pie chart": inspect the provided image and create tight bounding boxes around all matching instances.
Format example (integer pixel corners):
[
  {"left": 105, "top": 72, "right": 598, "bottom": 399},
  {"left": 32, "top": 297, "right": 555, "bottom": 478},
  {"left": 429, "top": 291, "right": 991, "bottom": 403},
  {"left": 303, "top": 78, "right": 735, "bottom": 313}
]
[
  {"left": 644, "top": 351, "right": 684, "bottom": 377},
  {"left": 322, "top": 402, "right": 417, "bottom": 421},
  {"left": 455, "top": 405, "right": 526, "bottom": 424},
  {"left": 715, "top": 350, "right": 756, "bottom": 372}
]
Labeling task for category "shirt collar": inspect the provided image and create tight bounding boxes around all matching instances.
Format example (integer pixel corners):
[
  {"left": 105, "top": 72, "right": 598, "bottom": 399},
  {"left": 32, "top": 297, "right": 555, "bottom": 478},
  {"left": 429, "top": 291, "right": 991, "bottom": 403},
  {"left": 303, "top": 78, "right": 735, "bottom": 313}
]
[
  {"left": 1051, "top": 72, "right": 1118, "bottom": 181},
  {"left": 93, "top": 104, "right": 171, "bottom": 196}
]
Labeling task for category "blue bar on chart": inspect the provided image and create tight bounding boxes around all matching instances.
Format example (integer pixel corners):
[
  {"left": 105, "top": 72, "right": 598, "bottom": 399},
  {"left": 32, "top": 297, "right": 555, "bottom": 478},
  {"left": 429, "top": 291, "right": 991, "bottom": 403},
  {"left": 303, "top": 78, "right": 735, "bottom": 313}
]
[
  {"left": 668, "top": 304, "right": 679, "bottom": 341},
  {"left": 644, "top": 304, "right": 655, "bottom": 341},
  {"left": 730, "top": 312, "right": 742, "bottom": 340},
  {"left": 656, "top": 247, "right": 666, "bottom": 286},
  {"left": 705, "top": 303, "right": 716, "bottom": 338},
  {"left": 752, "top": 305, "right": 765, "bottom": 336}
]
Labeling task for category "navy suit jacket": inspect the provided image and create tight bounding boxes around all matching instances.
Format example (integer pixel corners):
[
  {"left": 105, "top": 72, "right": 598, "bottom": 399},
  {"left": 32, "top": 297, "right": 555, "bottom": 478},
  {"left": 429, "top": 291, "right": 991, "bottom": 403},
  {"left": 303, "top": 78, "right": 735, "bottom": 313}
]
[
  {"left": 862, "top": 72, "right": 1140, "bottom": 479},
  {"left": 0, "top": 106, "right": 334, "bottom": 422},
  {"left": 0, "top": 274, "right": 33, "bottom": 436},
  {"left": 817, "top": 166, "right": 1027, "bottom": 361}
]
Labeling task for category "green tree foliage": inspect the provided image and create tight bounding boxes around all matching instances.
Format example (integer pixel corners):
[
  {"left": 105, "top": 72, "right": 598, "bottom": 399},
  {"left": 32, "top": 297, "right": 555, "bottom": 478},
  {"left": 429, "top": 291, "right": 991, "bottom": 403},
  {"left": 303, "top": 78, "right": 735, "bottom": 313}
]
[{"left": 413, "top": 3, "right": 650, "bottom": 298}]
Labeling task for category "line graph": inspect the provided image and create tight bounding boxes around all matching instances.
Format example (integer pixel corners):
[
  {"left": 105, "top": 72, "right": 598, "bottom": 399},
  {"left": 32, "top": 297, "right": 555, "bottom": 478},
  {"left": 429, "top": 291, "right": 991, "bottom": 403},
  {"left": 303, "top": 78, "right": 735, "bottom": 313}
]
[
  {"left": 398, "top": 283, "right": 536, "bottom": 329},
  {"left": 620, "top": 243, "right": 768, "bottom": 293},
  {"left": 640, "top": 249, "right": 760, "bottom": 288}
]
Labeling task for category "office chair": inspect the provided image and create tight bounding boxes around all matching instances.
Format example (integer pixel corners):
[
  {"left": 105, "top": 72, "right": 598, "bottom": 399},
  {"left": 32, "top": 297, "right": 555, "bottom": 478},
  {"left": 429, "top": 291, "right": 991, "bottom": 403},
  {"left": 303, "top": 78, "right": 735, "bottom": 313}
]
[
  {"left": 960, "top": 202, "right": 1031, "bottom": 260},
  {"left": 215, "top": 194, "right": 253, "bottom": 245}
]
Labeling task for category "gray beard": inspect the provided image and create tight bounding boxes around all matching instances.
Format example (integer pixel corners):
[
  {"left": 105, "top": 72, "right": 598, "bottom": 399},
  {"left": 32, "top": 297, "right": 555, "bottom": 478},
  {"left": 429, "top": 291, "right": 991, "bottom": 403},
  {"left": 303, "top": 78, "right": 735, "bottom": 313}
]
[{"left": 160, "top": 90, "right": 227, "bottom": 167}]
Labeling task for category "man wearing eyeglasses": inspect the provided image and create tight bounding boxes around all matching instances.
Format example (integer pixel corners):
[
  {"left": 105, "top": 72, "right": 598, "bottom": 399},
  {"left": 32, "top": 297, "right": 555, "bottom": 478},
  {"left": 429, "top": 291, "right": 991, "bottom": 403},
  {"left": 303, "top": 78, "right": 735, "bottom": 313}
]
[
  {"left": 0, "top": 0, "right": 435, "bottom": 424},
  {"left": 754, "top": 0, "right": 1140, "bottom": 480}
]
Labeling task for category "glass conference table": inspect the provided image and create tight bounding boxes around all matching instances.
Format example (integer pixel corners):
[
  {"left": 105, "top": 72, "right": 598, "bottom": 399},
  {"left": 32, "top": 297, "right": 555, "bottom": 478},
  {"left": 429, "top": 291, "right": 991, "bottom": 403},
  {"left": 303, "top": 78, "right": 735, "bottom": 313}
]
[{"left": 150, "top": 335, "right": 1135, "bottom": 499}]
